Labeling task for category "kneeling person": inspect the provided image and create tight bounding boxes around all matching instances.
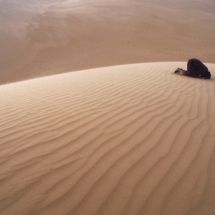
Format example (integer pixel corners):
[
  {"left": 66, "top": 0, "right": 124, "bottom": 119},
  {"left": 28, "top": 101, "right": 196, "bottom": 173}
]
[{"left": 174, "top": 58, "right": 211, "bottom": 79}]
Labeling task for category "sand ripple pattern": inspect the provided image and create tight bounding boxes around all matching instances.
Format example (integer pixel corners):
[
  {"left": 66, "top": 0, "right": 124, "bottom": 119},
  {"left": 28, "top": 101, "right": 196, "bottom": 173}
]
[{"left": 0, "top": 62, "right": 215, "bottom": 215}]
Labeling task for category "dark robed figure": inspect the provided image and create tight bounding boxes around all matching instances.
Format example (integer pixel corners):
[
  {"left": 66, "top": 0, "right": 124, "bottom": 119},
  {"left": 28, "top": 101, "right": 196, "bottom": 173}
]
[{"left": 175, "top": 59, "right": 211, "bottom": 79}]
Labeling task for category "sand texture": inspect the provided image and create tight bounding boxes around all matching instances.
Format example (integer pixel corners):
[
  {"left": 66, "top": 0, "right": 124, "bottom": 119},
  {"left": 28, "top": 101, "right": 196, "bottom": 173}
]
[
  {"left": 1, "top": 0, "right": 215, "bottom": 84},
  {"left": 0, "top": 62, "right": 215, "bottom": 215}
]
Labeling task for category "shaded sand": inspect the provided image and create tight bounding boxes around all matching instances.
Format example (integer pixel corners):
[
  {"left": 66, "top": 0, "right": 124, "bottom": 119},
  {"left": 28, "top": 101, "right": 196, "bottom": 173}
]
[
  {"left": 1, "top": 0, "right": 215, "bottom": 84},
  {"left": 0, "top": 62, "right": 215, "bottom": 215}
]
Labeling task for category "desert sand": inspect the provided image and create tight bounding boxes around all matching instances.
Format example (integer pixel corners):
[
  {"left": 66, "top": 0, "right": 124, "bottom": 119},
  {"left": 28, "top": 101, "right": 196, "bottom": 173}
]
[
  {"left": 1, "top": 0, "right": 215, "bottom": 215},
  {"left": 0, "top": 62, "right": 215, "bottom": 215},
  {"left": 1, "top": 0, "right": 215, "bottom": 84}
]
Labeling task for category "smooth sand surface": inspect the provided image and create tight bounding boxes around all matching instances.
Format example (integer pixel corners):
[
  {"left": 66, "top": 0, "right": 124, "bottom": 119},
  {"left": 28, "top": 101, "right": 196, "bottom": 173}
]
[
  {"left": 1, "top": 0, "right": 215, "bottom": 84},
  {"left": 0, "top": 62, "right": 215, "bottom": 215}
]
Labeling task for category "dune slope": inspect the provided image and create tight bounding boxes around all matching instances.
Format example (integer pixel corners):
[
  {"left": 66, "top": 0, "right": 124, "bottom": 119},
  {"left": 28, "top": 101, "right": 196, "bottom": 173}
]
[{"left": 0, "top": 62, "right": 215, "bottom": 215}]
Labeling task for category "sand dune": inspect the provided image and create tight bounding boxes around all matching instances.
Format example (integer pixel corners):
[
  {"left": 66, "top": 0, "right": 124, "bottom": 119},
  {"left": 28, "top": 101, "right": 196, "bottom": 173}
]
[
  {"left": 1, "top": 0, "right": 215, "bottom": 84},
  {"left": 0, "top": 62, "right": 215, "bottom": 215}
]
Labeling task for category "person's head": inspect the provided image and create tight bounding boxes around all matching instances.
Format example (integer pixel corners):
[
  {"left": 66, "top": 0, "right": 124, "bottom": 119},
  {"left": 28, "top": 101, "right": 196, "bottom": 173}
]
[{"left": 205, "top": 71, "right": 211, "bottom": 79}]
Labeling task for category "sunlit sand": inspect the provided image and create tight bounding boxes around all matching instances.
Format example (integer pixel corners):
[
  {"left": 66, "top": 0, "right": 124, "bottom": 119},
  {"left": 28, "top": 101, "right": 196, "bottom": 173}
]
[{"left": 0, "top": 1, "right": 215, "bottom": 215}]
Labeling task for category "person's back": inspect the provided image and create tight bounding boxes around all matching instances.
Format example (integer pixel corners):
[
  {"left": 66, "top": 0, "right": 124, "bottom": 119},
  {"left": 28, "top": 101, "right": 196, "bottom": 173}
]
[
  {"left": 174, "top": 58, "right": 211, "bottom": 79},
  {"left": 185, "top": 58, "right": 210, "bottom": 78}
]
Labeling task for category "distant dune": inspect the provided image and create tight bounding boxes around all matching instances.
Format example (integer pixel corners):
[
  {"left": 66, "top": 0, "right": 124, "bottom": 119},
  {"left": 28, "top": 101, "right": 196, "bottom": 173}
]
[
  {"left": 0, "top": 62, "right": 215, "bottom": 215},
  {"left": 1, "top": 0, "right": 215, "bottom": 84}
]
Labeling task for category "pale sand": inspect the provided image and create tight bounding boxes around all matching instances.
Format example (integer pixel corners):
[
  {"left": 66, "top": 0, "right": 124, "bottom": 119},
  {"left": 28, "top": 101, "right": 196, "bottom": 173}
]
[
  {"left": 1, "top": 0, "right": 215, "bottom": 84},
  {"left": 0, "top": 62, "right": 215, "bottom": 215}
]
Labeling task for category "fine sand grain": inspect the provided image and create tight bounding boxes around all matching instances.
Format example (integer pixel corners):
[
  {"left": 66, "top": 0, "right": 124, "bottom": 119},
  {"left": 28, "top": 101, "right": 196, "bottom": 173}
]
[{"left": 0, "top": 62, "right": 215, "bottom": 215}]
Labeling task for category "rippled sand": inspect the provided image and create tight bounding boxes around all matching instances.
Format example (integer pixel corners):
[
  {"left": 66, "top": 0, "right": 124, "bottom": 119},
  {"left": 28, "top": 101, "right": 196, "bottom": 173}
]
[
  {"left": 1, "top": 1, "right": 215, "bottom": 215},
  {"left": 0, "top": 62, "right": 215, "bottom": 215}
]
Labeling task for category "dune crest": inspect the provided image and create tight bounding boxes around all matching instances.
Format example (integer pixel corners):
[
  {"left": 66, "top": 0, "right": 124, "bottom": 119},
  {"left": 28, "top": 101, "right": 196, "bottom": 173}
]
[
  {"left": 0, "top": 62, "right": 215, "bottom": 215},
  {"left": 1, "top": 0, "right": 215, "bottom": 85}
]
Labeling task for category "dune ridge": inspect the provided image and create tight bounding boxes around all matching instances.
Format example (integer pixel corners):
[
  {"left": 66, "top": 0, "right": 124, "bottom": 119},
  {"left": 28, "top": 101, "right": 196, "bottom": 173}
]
[
  {"left": 1, "top": 0, "right": 215, "bottom": 85},
  {"left": 0, "top": 62, "right": 215, "bottom": 215}
]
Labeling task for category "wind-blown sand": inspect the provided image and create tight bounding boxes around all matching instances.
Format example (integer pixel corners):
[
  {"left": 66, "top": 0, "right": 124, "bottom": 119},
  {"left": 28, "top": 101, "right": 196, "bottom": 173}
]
[
  {"left": 1, "top": 0, "right": 215, "bottom": 84},
  {"left": 1, "top": 0, "right": 215, "bottom": 214},
  {"left": 0, "top": 62, "right": 215, "bottom": 215}
]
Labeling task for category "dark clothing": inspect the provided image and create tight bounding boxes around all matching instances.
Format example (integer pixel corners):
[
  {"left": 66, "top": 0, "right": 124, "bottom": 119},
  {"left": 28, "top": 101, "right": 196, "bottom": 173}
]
[{"left": 184, "top": 58, "right": 211, "bottom": 79}]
